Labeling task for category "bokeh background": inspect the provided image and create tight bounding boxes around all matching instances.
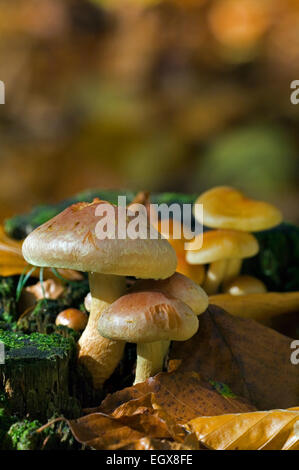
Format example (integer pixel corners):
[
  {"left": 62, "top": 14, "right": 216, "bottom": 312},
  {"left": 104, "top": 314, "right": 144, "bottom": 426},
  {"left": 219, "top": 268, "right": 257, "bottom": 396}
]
[{"left": 0, "top": 0, "right": 298, "bottom": 222}]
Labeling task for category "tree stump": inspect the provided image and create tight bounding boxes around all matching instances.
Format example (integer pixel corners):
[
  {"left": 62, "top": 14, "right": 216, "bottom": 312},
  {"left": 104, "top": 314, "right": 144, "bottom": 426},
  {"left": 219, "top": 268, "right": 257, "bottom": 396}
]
[{"left": 0, "top": 330, "right": 80, "bottom": 421}]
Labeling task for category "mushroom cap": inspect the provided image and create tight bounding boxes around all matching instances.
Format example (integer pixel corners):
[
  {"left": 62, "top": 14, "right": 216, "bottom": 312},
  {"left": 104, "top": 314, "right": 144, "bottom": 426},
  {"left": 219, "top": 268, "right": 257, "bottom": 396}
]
[
  {"left": 55, "top": 308, "right": 88, "bottom": 331},
  {"left": 194, "top": 186, "right": 282, "bottom": 231},
  {"left": 131, "top": 272, "right": 208, "bottom": 315},
  {"left": 98, "top": 291, "right": 199, "bottom": 343},
  {"left": 156, "top": 218, "right": 194, "bottom": 256},
  {"left": 222, "top": 275, "right": 267, "bottom": 296},
  {"left": 176, "top": 254, "right": 206, "bottom": 286},
  {"left": 186, "top": 229, "right": 259, "bottom": 264},
  {"left": 22, "top": 199, "right": 177, "bottom": 280}
]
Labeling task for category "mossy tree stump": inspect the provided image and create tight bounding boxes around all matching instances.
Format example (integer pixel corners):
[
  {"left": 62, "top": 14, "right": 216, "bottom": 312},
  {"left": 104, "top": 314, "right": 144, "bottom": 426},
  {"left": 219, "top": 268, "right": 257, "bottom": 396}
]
[{"left": 0, "top": 330, "right": 80, "bottom": 421}]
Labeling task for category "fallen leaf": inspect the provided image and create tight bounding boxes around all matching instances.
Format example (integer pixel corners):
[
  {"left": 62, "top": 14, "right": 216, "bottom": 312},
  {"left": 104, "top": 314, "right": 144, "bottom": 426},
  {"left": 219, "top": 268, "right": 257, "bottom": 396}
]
[
  {"left": 170, "top": 305, "right": 299, "bottom": 410},
  {"left": 99, "top": 370, "right": 254, "bottom": 423},
  {"left": 186, "top": 407, "right": 299, "bottom": 450},
  {"left": 68, "top": 393, "right": 186, "bottom": 450},
  {"left": 210, "top": 292, "right": 299, "bottom": 326},
  {"left": 67, "top": 413, "right": 145, "bottom": 450},
  {"left": 68, "top": 371, "right": 253, "bottom": 449}
]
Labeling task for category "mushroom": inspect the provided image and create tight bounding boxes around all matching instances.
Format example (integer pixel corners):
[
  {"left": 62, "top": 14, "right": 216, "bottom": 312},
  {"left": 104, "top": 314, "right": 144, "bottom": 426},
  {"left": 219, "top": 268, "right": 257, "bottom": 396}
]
[
  {"left": 194, "top": 186, "right": 282, "bottom": 232},
  {"left": 193, "top": 187, "right": 282, "bottom": 288},
  {"left": 26, "top": 279, "right": 64, "bottom": 300},
  {"left": 22, "top": 198, "right": 177, "bottom": 388},
  {"left": 130, "top": 272, "right": 209, "bottom": 359},
  {"left": 98, "top": 291, "right": 198, "bottom": 384},
  {"left": 222, "top": 275, "right": 267, "bottom": 296},
  {"left": 56, "top": 308, "right": 88, "bottom": 331},
  {"left": 186, "top": 230, "right": 259, "bottom": 294}
]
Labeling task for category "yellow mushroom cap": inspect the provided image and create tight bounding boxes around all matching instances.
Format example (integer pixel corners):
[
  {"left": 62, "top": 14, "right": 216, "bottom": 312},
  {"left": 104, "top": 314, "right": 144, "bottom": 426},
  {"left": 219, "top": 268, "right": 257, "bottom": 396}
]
[
  {"left": 98, "top": 291, "right": 199, "bottom": 343},
  {"left": 131, "top": 272, "right": 208, "bottom": 315},
  {"left": 175, "top": 254, "right": 206, "bottom": 286},
  {"left": 186, "top": 229, "right": 259, "bottom": 265},
  {"left": 222, "top": 275, "right": 267, "bottom": 296},
  {"left": 194, "top": 186, "right": 282, "bottom": 231}
]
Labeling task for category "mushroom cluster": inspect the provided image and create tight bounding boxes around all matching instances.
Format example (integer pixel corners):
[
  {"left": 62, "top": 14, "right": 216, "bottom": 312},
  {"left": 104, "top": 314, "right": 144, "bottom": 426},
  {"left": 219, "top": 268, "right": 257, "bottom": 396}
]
[
  {"left": 20, "top": 186, "right": 281, "bottom": 389},
  {"left": 187, "top": 186, "right": 282, "bottom": 295},
  {"left": 22, "top": 198, "right": 178, "bottom": 388},
  {"left": 21, "top": 197, "right": 210, "bottom": 387}
]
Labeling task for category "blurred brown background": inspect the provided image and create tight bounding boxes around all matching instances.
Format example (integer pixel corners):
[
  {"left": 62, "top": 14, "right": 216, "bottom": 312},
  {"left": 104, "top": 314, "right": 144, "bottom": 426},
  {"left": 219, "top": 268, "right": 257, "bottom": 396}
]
[{"left": 0, "top": 0, "right": 298, "bottom": 222}]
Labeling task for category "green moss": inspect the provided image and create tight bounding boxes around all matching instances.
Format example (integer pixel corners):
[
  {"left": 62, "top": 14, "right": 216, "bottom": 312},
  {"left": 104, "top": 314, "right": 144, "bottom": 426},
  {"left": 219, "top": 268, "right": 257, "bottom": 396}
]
[
  {"left": 4, "top": 419, "right": 42, "bottom": 450},
  {"left": 0, "top": 276, "right": 17, "bottom": 325},
  {"left": 243, "top": 223, "right": 299, "bottom": 291},
  {"left": 209, "top": 380, "right": 237, "bottom": 399},
  {"left": 0, "top": 412, "right": 14, "bottom": 445},
  {"left": 2, "top": 417, "right": 78, "bottom": 450},
  {"left": 0, "top": 329, "right": 74, "bottom": 361}
]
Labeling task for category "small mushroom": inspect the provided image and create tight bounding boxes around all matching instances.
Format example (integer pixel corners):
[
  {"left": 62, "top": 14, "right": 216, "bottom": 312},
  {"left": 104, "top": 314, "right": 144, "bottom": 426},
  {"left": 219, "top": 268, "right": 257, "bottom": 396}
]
[
  {"left": 222, "top": 275, "right": 267, "bottom": 295},
  {"left": 98, "top": 291, "right": 198, "bottom": 384},
  {"left": 186, "top": 230, "right": 259, "bottom": 294},
  {"left": 22, "top": 199, "right": 176, "bottom": 389},
  {"left": 131, "top": 272, "right": 209, "bottom": 359},
  {"left": 194, "top": 186, "right": 282, "bottom": 232},
  {"left": 26, "top": 279, "right": 64, "bottom": 300},
  {"left": 56, "top": 308, "right": 88, "bottom": 331}
]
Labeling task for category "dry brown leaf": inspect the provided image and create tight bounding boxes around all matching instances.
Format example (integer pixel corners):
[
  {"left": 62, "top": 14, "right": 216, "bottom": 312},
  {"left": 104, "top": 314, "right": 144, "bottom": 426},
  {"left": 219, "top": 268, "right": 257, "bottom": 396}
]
[
  {"left": 68, "top": 393, "right": 185, "bottom": 449},
  {"left": 99, "top": 370, "right": 254, "bottom": 423},
  {"left": 170, "top": 305, "right": 299, "bottom": 410},
  {"left": 67, "top": 413, "right": 145, "bottom": 450},
  {"left": 186, "top": 407, "right": 299, "bottom": 450},
  {"left": 68, "top": 371, "right": 253, "bottom": 449},
  {"left": 210, "top": 292, "right": 299, "bottom": 325}
]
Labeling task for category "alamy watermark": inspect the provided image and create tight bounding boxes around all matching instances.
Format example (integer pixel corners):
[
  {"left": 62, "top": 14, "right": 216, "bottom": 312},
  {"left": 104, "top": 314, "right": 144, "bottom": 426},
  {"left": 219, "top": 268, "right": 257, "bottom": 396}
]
[
  {"left": 290, "top": 340, "right": 299, "bottom": 365},
  {"left": 94, "top": 196, "right": 203, "bottom": 251},
  {"left": 290, "top": 80, "right": 299, "bottom": 105},
  {"left": 0, "top": 81, "right": 4, "bottom": 104},
  {"left": 0, "top": 341, "right": 5, "bottom": 364}
]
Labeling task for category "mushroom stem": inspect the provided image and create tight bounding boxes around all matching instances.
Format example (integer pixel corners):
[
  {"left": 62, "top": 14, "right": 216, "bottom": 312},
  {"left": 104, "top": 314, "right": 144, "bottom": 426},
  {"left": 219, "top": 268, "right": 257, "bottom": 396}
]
[
  {"left": 203, "top": 259, "right": 228, "bottom": 295},
  {"left": 223, "top": 258, "right": 242, "bottom": 284},
  {"left": 134, "top": 341, "right": 165, "bottom": 385},
  {"left": 78, "top": 272, "right": 126, "bottom": 389}
]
